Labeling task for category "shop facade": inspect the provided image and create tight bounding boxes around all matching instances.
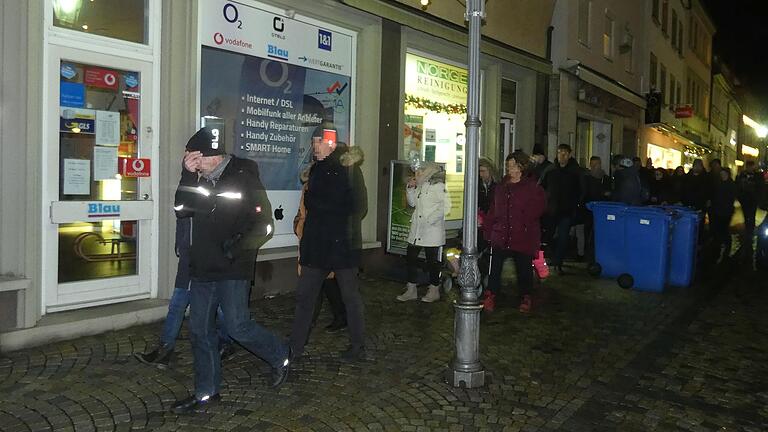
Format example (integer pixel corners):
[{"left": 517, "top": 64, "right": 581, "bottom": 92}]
[{"left": 0, "top": 0, "right": 553, "bottom": 349}]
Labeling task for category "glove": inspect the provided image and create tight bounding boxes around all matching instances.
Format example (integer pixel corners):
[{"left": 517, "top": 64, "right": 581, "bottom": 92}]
[{"left": 222, "top": 233, "right": 243, "bottom": 261}]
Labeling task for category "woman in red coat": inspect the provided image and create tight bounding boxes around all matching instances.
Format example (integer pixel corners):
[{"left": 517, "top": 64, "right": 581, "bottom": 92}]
[{"left": 482, "top": 152, "right": 547, "bottom": 313}]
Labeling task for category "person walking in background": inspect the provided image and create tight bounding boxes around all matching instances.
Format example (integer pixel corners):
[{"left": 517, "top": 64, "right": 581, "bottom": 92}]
[
  {"left": 530, "top": 146, "right": 553, "bottom": 184},
  {"left": 477, "top": 157, "right": 498, "bottom": 279},
  {"left": 540, "top": 144, "right": 582, "bottom": 275},
  {"left": 683, "top": 159, "right": 711, "bottom": 213},
  {"left": 612, "top": 157, "right": 646, "bottom": 205},
  {"left": 171, "top": 128, "right": 290, "bottom": 414},
  {"left": 736, "top": 160, "right": 763, "bottom": 251},
  {"left": 483, "top": 152, "right": 546, "bottom": 313},
  {"left": 289, "top": 133, "right": 368, "bottom": 362},
  {"left": 134, "top": 217, "right": 234, "bottom": 369},
  {"left": 710, "top": 168, "right": 736, "bottom": 262},
  {"left": 293, "top": 143, "right": 364, "bottom": 334},
  {"left": 583, "top": 156, "right": 611, "bottom": 261},
  {"left": 648, "top": 168, "right": 673, "bottom": 205},
  {"left": 397, "top": 162, "right": 452, "bottom": 303},
  {"left": 668, "top": 166, "right": 687, "bottom": 205}
]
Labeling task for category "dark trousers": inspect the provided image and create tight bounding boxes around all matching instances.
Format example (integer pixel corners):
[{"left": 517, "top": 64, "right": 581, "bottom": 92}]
[
  {"left": 406, "top": 244, "right": 442, "bottom": 286},
  {"left": 552, "top": 217, "right": 572, "bottom": 266},
  {"left": 710, "top": 215, "right": 732, "bottom": 258},
  {"left": 584, "top": 213, "right": 596, "bottom": 262},
  {"left": 487, "top": 248, "right": 534, "bottom": 297},
  {"left": 743, "top": 203, "right": 757, "bottom": 240},
  {"left": 189, "top": 280, "right": 287, "bottom": 399},
  {"left": 311, "top": 278, "right": 347, "bottom": 324},
  {"left": 290, "top": 267, "right": 364, "bottom": 357}
]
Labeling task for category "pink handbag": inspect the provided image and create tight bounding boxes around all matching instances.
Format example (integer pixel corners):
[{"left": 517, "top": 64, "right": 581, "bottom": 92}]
[{"left": 533, "top": 250, "right": 549, "bottom": 279}]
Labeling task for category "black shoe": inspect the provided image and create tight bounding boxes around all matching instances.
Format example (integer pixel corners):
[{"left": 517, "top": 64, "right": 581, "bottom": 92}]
[
  {"left": 271, "top": 347, "right": 292, "bottom": 388},
  {"left": 340, "top": 346, "right": 367, "bottom": 363},
  {"left": 171, "top": 394, "right": 220, "bottom": 414},
  {"left": 325, "top": 320, "right": 347, "bottom": 334},
  {"left": 134, "top": 345, "right": 173, "bottom": 369},
  {"left": 219, "top": 344, "right": 236, "bottom": 362}
]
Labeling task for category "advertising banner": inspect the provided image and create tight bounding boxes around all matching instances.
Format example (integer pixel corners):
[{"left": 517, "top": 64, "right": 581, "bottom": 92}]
[{"left": 199, "top": 0, "right": 355, "bottom": 248}]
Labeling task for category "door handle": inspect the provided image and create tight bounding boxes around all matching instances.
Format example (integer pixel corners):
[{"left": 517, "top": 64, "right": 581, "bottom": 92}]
[{"left": 142, "top": 194, "right": 150, "bottom": 200}]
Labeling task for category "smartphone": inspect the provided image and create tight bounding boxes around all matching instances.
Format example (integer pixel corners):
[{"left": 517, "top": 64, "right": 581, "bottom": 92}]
[{"left": 322, "top": 129, "right": 337, "bottom": 147}]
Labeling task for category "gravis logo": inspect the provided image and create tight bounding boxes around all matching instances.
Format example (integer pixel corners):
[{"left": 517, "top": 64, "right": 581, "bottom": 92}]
[
  {"left": 267, "top": 44, "right": 289, "bottom": 61},
  {"left": 88, "top": 203, "right": 121, "bottom": 218}
]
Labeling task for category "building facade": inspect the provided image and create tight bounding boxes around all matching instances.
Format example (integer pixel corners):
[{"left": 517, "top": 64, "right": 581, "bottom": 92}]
[
  {"left": 637, "top": 0, "right": 716, "bottom": 171},
  {"left": 0, "top": 0, "right": 555, "bottom": 349},
  {"left": 549, "top": 0, "right": 647, "bottom": 168}
]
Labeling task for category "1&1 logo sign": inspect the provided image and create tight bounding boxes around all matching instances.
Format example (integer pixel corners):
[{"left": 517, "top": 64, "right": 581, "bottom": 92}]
[{"left": 318, "top": 29, "right": 332, "bottom": 51}]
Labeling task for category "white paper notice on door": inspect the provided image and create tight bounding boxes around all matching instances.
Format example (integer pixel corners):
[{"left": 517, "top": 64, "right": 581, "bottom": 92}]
[
  {"left": 93, "top": 146, "right": 118, "bottom": 180},
  {"left": 95, "top": 110, "right": 120, "bottom": 146},
  {"left": 63, "top": 159, "right": 91, "bottom": 195}
]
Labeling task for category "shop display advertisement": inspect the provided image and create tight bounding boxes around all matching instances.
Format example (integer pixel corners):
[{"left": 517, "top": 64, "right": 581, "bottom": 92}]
[{"left": 199, "top": 0, "right": 355, "bottom": 248}]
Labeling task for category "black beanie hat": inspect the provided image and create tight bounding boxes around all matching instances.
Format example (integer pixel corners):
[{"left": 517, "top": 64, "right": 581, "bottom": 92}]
[{"left": 186, "top": 127, "right": 224, "bottom": 156}]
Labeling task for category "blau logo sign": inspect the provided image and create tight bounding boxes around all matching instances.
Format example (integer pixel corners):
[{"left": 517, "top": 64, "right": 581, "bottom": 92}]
[
  {"left": 318, "top": 29, "right": 332, "bottom": 51},
  {"left": 88, "top": 203, "right": 121, "bottom": 217},
  {"left": 267, "top": 44, "right": 289, "bottom": 60}
]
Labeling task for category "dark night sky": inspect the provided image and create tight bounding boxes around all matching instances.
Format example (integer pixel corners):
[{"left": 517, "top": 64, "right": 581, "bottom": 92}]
[{"left": 702, "top": 0, "right": 768, "bottom": 115}]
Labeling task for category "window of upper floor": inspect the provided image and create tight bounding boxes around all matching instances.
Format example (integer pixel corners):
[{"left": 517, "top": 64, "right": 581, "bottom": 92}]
[
  {"left": 578, "top": 0, "right": 591, "bottom": 47},
  {"left": 603, "top": 12, "right": 614, "bottom": 59}
]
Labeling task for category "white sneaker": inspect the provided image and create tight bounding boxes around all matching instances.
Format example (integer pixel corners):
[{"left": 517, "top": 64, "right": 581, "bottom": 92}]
[
  {"left": 396, "top": 283, "right": 418, "bottom": 302},
  {"left": 421, "top": 285, "right": 440, "bottom": 303}
]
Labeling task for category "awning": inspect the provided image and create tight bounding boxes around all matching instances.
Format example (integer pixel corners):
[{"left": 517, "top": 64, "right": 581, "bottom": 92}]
[
  {"left": 566, "top": 64, "right": 646, "bottom": 109},
  {"left": 646, "top": 122, "right": 714, "bottom": 157}
]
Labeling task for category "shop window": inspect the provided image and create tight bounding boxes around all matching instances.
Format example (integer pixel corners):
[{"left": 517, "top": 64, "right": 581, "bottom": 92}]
[
  {"left": 53, "top": 0, "right": 149, "bottom": 44},
  {"left": 578, "top": 0, "right": 591, "bottom": 46},
  {"left": 647, "top": 143, "right": 681, "bottom": 170},
  {"left": 404, "top": 53, "right": 470, "bottom": 223},
  {"left": 58, "top": 61, "right": 141, "bottom": 201}
]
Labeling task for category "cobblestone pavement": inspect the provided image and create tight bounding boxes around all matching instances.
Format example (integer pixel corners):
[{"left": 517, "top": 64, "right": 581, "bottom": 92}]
[{"left": 1, "top": 258, "right": 766, "bottom": 431}]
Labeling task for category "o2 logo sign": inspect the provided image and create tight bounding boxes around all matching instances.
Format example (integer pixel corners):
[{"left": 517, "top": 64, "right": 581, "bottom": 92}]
[
  {"left": 318, "top": 29, "right": 332, "bottom": 51},
  {"left": 223, "top": 3, "right": 243, "bottom": 29}
]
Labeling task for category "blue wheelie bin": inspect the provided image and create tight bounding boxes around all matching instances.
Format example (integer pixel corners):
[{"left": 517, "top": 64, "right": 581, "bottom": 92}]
[
  {"left": 586, "top": 202, "right": 628, "bottom": 278},
  {"left": 663, "top": 206, "right": 700, "bottom": 287},
  {"left": 621, "top": 207, "right": 676, "bottom": 292}
]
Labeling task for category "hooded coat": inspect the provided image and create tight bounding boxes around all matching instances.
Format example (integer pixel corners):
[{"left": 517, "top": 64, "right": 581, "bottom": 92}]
[
  {"left": 483, "top": 176, "right": 547, "bottom": 256},
  {"left": 299, "top": 146, "right": 367, "bottom": 270},
  {"left": 407, "top": 164, "right": 452, "bottom": 247}
]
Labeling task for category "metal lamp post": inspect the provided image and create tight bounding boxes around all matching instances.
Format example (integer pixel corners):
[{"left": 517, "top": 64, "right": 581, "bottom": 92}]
[{"left": 450, "top": 0, "right": 486, "bottom": 389}]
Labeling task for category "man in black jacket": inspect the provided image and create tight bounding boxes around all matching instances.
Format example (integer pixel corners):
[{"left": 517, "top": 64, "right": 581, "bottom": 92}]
[
  {"left": 541, "top": 144, "right": 583, "bottom": 274},
  {"left": 171, "top": 128, "right": 290, "bottom": 414},
  {"left": 736, "top": 161, "right": 764, "bottom": 245},
  {"left": 289, "top": 130, "right": 368, "bottom": 362}
]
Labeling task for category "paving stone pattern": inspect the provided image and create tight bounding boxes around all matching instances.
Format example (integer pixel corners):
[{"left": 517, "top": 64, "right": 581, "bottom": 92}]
[{"left": 0, "top": 263, "right": 766, "bottom": 431}]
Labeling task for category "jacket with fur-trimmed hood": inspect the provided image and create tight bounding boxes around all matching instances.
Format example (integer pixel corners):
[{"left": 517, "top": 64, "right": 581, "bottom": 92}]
[
  {"left": 407, "top": 163, "right": 452, "bottom": 247},
  {"left": 299, "top": 145, "right": 367, "bottom": 270}
]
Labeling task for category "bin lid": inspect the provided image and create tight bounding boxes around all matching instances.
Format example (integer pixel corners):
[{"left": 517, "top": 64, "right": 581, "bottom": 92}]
[
  {"left": 586, "top": 201, "right": 628, "bottom": 211},
  {"left": 623, "top": 206, "right": 676, "bottom": 220}
]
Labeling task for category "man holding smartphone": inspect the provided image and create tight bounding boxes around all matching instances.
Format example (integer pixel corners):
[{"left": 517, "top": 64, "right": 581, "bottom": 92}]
[{"left": 289, "top": 127, "right": 368, "bottom": 362}]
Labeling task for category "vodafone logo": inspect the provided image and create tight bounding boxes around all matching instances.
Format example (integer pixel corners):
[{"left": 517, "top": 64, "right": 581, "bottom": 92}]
[
  {"left": 131, "top": 159, "right": 145, "bottom": 172},
  {"left": 214, "top": 32, "right": 224, "bottom": 45},
  {"left": 103, "top": 73, "right": 116, "bottom": 87}
]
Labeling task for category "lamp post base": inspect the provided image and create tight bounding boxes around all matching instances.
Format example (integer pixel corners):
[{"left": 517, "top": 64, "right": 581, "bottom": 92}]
[{"left": 449, "top": 369, "right": 486, "bottom": 388}]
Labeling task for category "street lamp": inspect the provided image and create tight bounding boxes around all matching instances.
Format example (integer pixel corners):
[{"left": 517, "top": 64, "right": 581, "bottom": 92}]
[{"left": 450, "top": 0, "right": 486, "bottom": 389}]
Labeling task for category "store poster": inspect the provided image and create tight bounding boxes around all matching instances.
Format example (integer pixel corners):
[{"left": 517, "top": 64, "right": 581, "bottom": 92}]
[
  {"left": 95, "top": 110, "right": 120, "bottom": 146},
  {"left": 60, "top": 108, "right": 96, "bottom": 134},
  {"left": 63, "top": 159, "right": 91, "bottom": 195},
  {"left": 200, "top": 0, "right": 355, "bottom": 248},
  {"left": 93, "top": 146, "right": 118, "bottom": 181},
  {"left": 404, "top": 52, "right": 469, "bottom": 224}
]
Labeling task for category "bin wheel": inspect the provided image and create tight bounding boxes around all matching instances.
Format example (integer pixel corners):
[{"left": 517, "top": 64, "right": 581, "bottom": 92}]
[
  {"left": 587, "top": 263, "right": 602, "bottom": 277},
  {"left": 617, "top": 274, "right": 634, "bottom": 289}
]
